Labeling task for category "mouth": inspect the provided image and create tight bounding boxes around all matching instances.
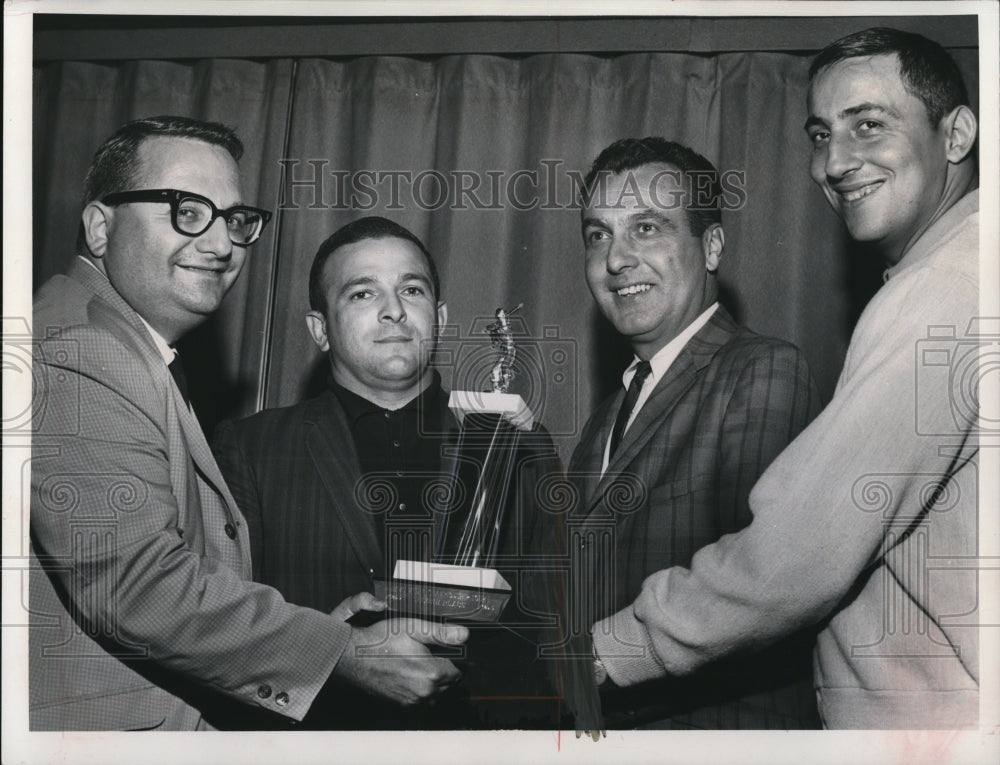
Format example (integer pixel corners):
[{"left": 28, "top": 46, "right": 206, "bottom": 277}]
[
  {"left": 614, "top": 283, "right": 653, "bottom": 298},
  {"left": 833, "top": 180, "right": 884, "bottom": 204},
  {"left": 375, "top": 336, "right": 412, "bottom": 343},
  {"left": 177, "top": 264, "right": 227, "bottom": 275}
]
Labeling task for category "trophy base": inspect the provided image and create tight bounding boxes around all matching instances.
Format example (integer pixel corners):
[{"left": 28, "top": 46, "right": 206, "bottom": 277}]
[{"left": 374, "top": 560, "right": 512, "bottom": 623}]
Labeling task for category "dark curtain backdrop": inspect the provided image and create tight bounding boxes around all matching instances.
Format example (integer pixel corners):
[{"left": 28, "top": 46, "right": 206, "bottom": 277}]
[{"left": 32, "top": 47, "right": 979, "bottom": 461}]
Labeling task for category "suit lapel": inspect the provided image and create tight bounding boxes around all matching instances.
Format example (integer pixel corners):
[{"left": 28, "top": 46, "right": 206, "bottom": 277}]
[
  {"left": 173, "top": 391, "right": 241, "bottom": 508},
  {"left": 304, "top": 394, "right": 383, "bottom": 574},
  {"left": 72, "top": 260, "right": 242, "bottom": 514},
  {"left": 73, "top": 260, "right": 251, "bottom": 575},
  {"left": 570, "top": 396, "right": 618, "bottom": 515},
  {"left": 581, "top": 306, "right": 740, "bottom": 518}
]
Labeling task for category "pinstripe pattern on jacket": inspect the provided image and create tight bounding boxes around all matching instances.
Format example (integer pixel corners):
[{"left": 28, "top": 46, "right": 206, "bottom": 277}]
[{"left": 569, "top": 305, "right": 822, "bottom": 729}]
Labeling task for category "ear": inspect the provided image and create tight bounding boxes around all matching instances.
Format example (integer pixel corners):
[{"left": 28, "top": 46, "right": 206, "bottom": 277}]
[
  {"left": 305, "top": 310, "right": 330, "bottom": 352},
  {"left": 436, "top": 300, "right": 448, "bottom": 333},
  {"left": 81, "top": 201, "right": 113, "bottom": 258},
  {"left": 702, "top": 223, "right": 724, "bottom": 273},
  {"left": 943, "top": 105, "right": 978, "bottom": 164}
]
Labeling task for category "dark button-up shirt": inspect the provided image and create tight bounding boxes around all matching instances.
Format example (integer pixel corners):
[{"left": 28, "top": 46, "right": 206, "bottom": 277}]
[{"left": 330, "top": 374, "right": 450, "bottom": 569}]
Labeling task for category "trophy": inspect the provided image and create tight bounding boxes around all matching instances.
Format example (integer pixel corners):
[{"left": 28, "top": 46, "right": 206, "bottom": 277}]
[{"left": 373, "top": 305, "right": 535, "bottom": 623}]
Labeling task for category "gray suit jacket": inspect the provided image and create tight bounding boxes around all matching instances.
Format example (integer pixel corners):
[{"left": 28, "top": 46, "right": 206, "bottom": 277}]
[
  {"left": 29, "top": 260, "right": 348, "bottom": 730},
  {"left": 569, "top": 305, "right": 822, "bottom": 729}
]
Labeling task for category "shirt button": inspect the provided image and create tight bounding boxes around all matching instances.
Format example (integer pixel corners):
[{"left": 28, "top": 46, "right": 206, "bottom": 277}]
[
  {"left": 398, "top": 503, "right": 406, "bottom": 512},
  {"left": 257, "top": 685, "right": 272, "bottom": 699},
  {"left": 224, "top": 523, "right": 237, "bottom": 539},
  {"left": 384, "top": 411, "right": 390, "bottom": 419},
  {"left": 275, "top": 692, "right": 289, "bottom": 706},
  {"left": 395, "top": 470, "right": 404, "bottom": 478},
  {"left": 392, "top": 440, "right": 400, "bottom": 448}
]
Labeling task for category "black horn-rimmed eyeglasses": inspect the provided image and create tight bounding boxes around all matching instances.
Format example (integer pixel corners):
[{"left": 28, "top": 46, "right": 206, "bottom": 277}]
[{"left": 101, "top": 189, "right": 273, "bottom": 246}]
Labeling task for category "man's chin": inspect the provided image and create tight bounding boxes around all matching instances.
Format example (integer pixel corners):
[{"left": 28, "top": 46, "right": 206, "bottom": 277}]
[
  {"left": 375, "top": 360, "right": 425, "bottom": 383},
  {"left": 842, "top": 213, "right": 889, "bottom": 245},
  {"left": 180, "top": 298, "right": 226, "bottom": 319},
  {"left": 176, "top": 279, "right": 233, "bottom": 306}
]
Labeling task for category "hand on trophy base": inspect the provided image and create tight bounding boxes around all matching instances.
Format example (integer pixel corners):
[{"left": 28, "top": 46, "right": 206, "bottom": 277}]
[{"left": 333, "top": 598, "right": 470, "bottom": 707}]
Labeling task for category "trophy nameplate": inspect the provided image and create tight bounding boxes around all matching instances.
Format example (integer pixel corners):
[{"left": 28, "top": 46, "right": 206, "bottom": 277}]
[
  {"left": 382, "top": 305, "right": 533, "bottom": 623},
  {"left": 373, "top": 561, "right": 511, "bottom": 623}
]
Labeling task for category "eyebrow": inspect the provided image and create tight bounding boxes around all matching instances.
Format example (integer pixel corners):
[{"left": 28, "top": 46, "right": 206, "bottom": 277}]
[
  {"left": 339, "top": 272, "right": 432, "bottom": 295},
  {"left": 803, "top": 102, "right": 901, "bottom": 131},
  {"left": 397, "top": 272, "right": 433, "bottom": 289},
  {"left": 581, "top": 209, "right": 680, "bottom": 232},
  {"left": 339, "top": 275, "right": 379, "bottom": 296},
  {"left": 629, "top": 209, "right": 678, "bottom": 231}
]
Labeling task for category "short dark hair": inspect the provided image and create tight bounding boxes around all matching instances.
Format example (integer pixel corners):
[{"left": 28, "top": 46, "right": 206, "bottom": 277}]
[
  {"left": 83, "top": 115, "right": 243, "bottom": 207},
  {"left": 581, "top": 137, "right": 722, "bottom": 238},
  {"left": 809, "top": 27, "right": 969, "bottom": 126},
  {"left": 78, "top": 116, "right": 244, "bottom": 254},
  {"left": 308, "top": 216, "right": 441, "bottom": 315}
]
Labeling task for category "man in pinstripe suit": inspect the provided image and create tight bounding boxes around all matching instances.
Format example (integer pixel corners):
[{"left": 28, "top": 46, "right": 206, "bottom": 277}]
[
  {"left": 29, "top": 117, "right": 467, "bottom": 731},
  {"left": 573, "top": 138, "right": 822, "bottom": 728}
]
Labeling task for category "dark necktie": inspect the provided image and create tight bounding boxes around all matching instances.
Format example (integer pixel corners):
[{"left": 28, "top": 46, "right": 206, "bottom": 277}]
[
  {"left": 168, "top": 353, "right": 191, "bottom": 407},
  {"left": 608, "top": 360, "right": 652, "bottom": 459}
]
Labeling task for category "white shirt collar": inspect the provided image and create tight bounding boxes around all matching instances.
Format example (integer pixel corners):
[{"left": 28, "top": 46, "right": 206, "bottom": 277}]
[
  {"left": 601, "top": 302, "right": 718, "bottom": 473},
  {"left": 137, "top": 315, "right": 177, "bottom": 366},
  {"left": 76, "top": 255, "right": 176, "bottom": 366},
  {"left": 622, "top": 302, "right": 719, "bottom": 391}
]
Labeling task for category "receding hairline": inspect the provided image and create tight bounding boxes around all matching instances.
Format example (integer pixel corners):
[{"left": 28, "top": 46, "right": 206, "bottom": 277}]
[{"left": 129, "top": 135, "right": 243, "bottom": 197}]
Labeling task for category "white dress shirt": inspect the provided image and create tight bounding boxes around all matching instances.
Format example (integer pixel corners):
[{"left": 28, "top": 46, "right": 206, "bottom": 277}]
[{"left": 601, "top": 302, "right": 718, "bottom": 473}]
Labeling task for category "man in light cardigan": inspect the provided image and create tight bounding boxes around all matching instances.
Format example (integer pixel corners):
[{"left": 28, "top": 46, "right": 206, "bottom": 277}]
[{"left": 591, "top": 27, "right": 981, "bottom": 729}]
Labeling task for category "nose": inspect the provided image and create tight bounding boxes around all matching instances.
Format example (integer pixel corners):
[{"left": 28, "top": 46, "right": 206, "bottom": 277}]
[
  {"left": 823, "top": 131, "right": 862, "bottom": 182},
  {"left": 195, "top": 215, "right": 234, "bottom": 260},
  {"left": 606, "top": 236, "right": 638, "bottom": 274},
  {"left": 380, "top": 291, "right": 407, "bottom": 323}
]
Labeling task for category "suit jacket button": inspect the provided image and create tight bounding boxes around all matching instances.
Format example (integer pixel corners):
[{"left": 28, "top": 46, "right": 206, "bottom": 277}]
[
  {"left": 257, "top": 685, "right": 272, "bottom": 699},
  {"left": 224, "top": 523, "right": 237, "bottom": 539},
  {"left": 275, "top": 692, "right": 289, "bottom": 706}
]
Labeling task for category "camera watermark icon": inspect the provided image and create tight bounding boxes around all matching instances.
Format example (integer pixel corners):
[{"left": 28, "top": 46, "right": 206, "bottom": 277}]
[
  {"left": 915, "top": 317, "right": 1000, "bottom": 436},
  {"left": 2, "top": 318, "right": 81, "bottom": 436},
  {"left": 434, "top": 314, "right": 580, "bottom": 437}
]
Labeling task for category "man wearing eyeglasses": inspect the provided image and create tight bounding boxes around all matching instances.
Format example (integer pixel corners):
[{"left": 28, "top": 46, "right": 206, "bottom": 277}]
[{"left": 29, "top": 116, "right": 467, "bottom": 731}]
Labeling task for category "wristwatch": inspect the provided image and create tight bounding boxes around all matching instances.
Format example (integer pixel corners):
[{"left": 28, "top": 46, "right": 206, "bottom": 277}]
[{"left": 592, "top": 640, "right": 608, "bottom": 687}]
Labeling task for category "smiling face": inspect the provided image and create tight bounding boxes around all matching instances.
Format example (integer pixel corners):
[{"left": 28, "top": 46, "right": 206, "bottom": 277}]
[
  {"left": 582, "top": 163, "right": 723, "bottom": 360},
  {"left": 806, "top": 54, "right": 953, "bottom": 262},
  {"left": 306, "top": 236, "right": 447, "bottom": 408},
  {"left": 84, "top": 135, "right": 246, "bottom": 344}
]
